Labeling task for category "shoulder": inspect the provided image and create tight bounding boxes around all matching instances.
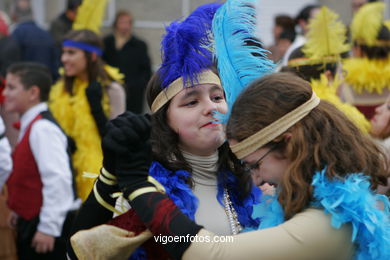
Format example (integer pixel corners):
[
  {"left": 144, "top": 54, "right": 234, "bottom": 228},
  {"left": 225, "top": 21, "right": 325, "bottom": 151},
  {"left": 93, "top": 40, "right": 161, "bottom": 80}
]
[
  {"left": 283, "top": 208, "right": 353, "bottom": 246},
  {"left": 132, "top": 36, "right": 147, "bottom": 48},
  {"left": 103, "top": 34, "right": 115, "bottom": 43},
  {"left": 107, "top": 81, "right": 125, "bottom": 96},
  {"left": 30, "top": 118, "right": 65, "bottom": 140}
]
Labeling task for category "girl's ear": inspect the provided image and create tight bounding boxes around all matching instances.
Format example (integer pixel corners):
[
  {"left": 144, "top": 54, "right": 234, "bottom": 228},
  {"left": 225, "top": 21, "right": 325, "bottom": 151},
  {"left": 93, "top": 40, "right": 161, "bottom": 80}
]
[
  {"left": 273, "top": 132, "right": 292, "bottom": 143},
  {"left": 91, "top": 52, "right": 97, "bottom": 61}
]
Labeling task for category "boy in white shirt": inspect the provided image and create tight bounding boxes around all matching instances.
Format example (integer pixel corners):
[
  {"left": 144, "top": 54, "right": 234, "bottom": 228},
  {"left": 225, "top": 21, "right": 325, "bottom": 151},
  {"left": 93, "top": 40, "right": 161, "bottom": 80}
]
[{"left": 3, "top": 62, "right": 80, "bottom": 260}]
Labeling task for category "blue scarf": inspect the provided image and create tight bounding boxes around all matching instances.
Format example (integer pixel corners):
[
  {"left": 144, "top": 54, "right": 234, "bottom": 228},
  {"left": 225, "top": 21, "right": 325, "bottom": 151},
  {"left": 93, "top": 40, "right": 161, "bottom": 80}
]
[
  {"left": 251, "top": 169, "right": 390, "bottom": 260},
  {"left": 130, "top": 161, "right": 261, "bottom": 259}
]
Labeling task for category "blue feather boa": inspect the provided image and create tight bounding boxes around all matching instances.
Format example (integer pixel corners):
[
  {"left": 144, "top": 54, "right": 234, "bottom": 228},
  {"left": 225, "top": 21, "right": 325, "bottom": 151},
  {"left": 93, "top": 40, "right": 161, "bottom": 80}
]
[
  {"left": 251, "top": 169, "right": 390, "bottom": 260},
  {"left": 130, "top": 161, "right": 261, "bottom": 259}
]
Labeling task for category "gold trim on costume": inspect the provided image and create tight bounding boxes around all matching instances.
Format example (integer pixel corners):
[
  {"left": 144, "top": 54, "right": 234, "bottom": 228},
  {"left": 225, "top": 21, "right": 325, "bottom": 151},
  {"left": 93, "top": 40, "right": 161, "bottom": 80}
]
[
  {"left": 127, "top": 176, "right": 166, "bottom": 201},
  {"left": 151, "top": 70, "right": 221, "bottom": 113},
  {"left": 101, "top": 167, "right": 117, "bottom": 181},
  {"left": 230, "top": 91, "right": 321, "bottom": 159},
  {"left": 93, "top": 183, "right": 122, "bottom": 215}
]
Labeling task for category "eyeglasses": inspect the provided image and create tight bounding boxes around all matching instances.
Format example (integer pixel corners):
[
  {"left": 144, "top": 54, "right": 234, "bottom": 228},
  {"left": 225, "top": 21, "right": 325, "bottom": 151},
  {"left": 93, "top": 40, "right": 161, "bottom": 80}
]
[{"left": 242, "top": 143, "right": 279, "bottom": 174}]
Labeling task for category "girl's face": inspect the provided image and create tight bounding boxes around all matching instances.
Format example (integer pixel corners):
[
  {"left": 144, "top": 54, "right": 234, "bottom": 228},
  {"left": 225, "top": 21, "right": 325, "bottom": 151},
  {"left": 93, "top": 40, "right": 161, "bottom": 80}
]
[
  {"left": 371, "top": 96, "right": 390, "bottom": 138},
  {"left": 167, "top": 83, "right": 228, "bottom": 156},
  {"left": 61, "top": 46, "right": 88, "bottom": 78},
  {"left": 230, "top": 141, "right": 290, "bottom": 186}
]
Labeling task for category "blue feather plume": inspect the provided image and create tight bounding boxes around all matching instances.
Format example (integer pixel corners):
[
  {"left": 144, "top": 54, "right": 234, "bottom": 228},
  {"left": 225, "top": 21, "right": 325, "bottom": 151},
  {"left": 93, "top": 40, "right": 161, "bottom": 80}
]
[
  {"left": 212, "top": 0, "right": 275, "bottom": 120},
  {"left": 158, "top": 3, "right": 222, "bottom": 89}
]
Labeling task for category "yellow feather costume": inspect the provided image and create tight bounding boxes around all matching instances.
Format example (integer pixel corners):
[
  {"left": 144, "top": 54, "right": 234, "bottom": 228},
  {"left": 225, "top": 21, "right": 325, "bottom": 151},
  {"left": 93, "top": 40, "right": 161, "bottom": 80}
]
[
  {"left": 49, "top": 79, "right": 108, "bottom": 201},
  {"left": 49, "top": 66, "right": 123, "bottom": 201},
  {"left": 350, "top": 2, "right": 386, "bottom": 46},
  {"left": 311, "top": 75, "right": 371, "bottom": 133},
  {"left": 343, "top": 57, "right": 390, "bottom": 94},
  {"left": 72, "top": 0, "right": 109, "bottom": 34},
  {"left": 303, "top": 7, "right": 349, "bottom": 60},
  {"left": 287, "top": 7, "right": 369, "bottom": 131}
]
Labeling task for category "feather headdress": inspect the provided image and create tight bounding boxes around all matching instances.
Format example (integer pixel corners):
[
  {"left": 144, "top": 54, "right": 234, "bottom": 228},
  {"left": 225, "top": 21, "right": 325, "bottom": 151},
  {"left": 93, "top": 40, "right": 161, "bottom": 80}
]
[
  {"left": 72, "top": 0, "right": 109, "bottom": 33},
  {"left": 158, "top": 3, "right": 222, "bottom": 89},
  {"left": 351, "top": 2, "right": 386, "bottom": 46},
  {"left": 288, "top": 6, "right": 349, "bottom": 67},
  {"left": 212, "top": 0, "right": 274, "bottom": 114}
]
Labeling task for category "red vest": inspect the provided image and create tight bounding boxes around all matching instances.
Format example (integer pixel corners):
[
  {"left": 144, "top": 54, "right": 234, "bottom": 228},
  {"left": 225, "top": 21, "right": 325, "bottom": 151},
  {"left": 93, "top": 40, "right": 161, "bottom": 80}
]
[{"left": 7, "top": 114, "right": 43, "bottom": 220}]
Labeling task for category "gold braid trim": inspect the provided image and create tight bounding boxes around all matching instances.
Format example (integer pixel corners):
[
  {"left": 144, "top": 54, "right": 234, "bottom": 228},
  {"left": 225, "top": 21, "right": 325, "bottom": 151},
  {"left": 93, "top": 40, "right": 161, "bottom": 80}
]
[
  {"left": 93, "top": 183, "right": 122, "bottom": 215},
  {"left": 151, "top": 70, "right": 221, "bottom": 113},
  {"left": 230, "top": 92, "right": 320, "bottom": 159},
  {"left": 127, "top": 177, "right": 166, "bottom": 201}
]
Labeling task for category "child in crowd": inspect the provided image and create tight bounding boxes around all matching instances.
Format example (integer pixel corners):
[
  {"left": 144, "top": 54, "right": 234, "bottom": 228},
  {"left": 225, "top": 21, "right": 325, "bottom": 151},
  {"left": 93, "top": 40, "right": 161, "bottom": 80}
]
[{"left": 3, "top": 62, "right": 80, "bottom": 260}]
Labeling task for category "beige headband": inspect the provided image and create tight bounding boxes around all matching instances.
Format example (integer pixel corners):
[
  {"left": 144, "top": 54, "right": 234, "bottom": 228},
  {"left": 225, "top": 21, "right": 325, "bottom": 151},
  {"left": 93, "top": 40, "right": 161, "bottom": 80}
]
[
  {"left": 151, "top": 70, "right": 221, "bottom": 113},
  {"left": 230, "top": 91, "right": 320, "bottom": 159}
]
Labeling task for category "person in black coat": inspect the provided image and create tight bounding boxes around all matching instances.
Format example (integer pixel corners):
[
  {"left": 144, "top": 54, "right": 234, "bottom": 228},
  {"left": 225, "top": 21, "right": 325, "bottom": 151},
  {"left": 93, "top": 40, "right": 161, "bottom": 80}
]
[{"left": 103, "top": 10, "right": 152, "bottom": 114}]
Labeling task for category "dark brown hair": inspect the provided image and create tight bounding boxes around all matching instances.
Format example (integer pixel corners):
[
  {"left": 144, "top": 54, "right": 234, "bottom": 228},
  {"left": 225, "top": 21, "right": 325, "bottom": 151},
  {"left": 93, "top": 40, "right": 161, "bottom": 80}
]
[
  {"left": 357, "top": 25, "right": 390, "bottom": 59},
  {"left": 227, "top": 72, "right": 389, "bottom": 219},
  {"left": 284, "top": 47, "right": 337, "bottom": 81},
  {"left": 7, "top": 62, "right": 52, "bottom": 101},
  {"left": 275, "top": 15, "right": 295, "bottom": 31},
  {"left": 112, "top": 10, "right": 132, "bottom": 30},
  {"left": 62, "top": 29, "right": 111, "bottom": 93},
  {"left": 146, "top": 70, "right": 253, "bottom": 197}
]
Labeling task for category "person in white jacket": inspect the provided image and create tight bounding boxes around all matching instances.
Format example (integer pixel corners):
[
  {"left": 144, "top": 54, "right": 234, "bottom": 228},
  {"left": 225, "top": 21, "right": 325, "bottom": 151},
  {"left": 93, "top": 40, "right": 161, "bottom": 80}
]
[{"left": 0, "top": 116, "right": 12, "bottom": 192}]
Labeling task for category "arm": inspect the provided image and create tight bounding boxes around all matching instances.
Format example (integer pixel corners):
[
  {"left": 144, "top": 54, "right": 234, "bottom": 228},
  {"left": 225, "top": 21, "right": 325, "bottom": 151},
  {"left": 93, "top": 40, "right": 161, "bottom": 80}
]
[
  {"left": 101, "top": 112, "right": 202, "bottom": 258},
  {"left": 0, "top": 117, "right": 12, "bottom": 191},
  {"left": 67, "top": 168, "right": 120, "bottom": 260},
  {"left": 30, "top": 119, "right": 76, "bottom": 252},
  {"left": 107, "top": 82, "right": 126, "bottom": 119},
  {"left": 183, "top": 209, "right": 353, "bottom": 260},
  {"left": 85, "top": 81, "right": 108, "bottom": 137},
  {"left": 104, "top": 114, "right": 355, "bottom": 259},
  {"left": 137, "top": 42, "right": 152, "bottom": 87}
]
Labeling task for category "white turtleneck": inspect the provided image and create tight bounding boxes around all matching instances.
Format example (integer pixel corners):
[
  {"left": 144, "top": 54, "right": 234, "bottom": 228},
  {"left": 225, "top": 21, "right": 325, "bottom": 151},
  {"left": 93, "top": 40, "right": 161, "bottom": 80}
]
[
  {"left": 182, "top": 150, "right": 231, "bottom": 235},
  {"left": 114, "top": 150, "right": 232, "bottom": 235}
]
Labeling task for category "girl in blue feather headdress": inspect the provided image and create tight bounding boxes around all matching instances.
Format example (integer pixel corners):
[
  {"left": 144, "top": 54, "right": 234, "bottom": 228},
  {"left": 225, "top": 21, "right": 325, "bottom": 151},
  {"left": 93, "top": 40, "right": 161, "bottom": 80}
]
[{"left": 67, "top": 2, "right": 264, "bottom": 260}]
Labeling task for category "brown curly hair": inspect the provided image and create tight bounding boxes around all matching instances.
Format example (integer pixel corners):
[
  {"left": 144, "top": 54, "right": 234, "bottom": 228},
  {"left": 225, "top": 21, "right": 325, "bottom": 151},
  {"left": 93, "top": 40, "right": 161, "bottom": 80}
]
[
  {"left": 226, "top": 72, "right": 389, "bottom": 219},
  {"left": 146, "top": 70, "right": 253, "bottom": 197}
]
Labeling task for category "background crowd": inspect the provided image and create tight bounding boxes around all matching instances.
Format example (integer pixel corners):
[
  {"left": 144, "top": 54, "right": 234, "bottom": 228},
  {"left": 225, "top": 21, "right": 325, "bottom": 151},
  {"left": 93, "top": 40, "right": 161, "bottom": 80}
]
[{"left": 0, "top": 0, "right": 389, "bottom": 259}]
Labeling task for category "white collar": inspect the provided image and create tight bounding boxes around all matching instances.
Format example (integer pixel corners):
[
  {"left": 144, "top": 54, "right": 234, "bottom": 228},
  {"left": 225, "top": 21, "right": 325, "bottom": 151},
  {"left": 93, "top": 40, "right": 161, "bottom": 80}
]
[{"left": 19, "top": 102, "right": 48, "bottom": 136}]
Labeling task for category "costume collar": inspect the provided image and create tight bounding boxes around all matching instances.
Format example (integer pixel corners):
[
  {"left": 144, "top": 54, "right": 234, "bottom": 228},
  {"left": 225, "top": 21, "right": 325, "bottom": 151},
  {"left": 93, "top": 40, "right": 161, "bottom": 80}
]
[
  {"left": 19, "top": 102, "right": 47, "bottom": 140},
  {"left": 181, "top": 150, "right": 218, "bottom": 185}
]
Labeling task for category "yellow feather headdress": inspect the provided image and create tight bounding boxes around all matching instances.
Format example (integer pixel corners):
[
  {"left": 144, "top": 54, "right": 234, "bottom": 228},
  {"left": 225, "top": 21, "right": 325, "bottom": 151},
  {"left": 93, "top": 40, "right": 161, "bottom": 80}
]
[
  {"left": 72, "top": 0, "right": 109, "bottom": 34},
  {"left": 288, "top": 6, "right": 349, "bottom": 67},
  {"left": 351, "top": 2, "right": 386, "bottom": 46}
]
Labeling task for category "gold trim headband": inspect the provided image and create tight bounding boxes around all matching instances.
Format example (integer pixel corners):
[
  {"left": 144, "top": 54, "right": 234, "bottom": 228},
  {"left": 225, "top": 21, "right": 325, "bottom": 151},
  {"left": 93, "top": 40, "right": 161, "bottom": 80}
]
[
  {"left": 151, "top": 70, "right": 221, "bottom": 113},
  {"left": 230, "top": 91, "right": 321, "bottom": 159}
]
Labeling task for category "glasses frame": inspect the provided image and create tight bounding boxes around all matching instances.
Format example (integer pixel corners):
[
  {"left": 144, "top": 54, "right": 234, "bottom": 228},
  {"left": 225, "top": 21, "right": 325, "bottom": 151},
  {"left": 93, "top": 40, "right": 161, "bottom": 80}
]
[{"left": 242, "top": 143, "right": 279, "bottom": 174}]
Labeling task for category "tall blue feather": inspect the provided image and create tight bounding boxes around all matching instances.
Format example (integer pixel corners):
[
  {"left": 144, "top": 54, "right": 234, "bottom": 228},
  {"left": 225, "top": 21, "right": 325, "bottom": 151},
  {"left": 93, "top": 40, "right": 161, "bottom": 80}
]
[
  {"left": 158, "top": 3, "right": 222, "bottom": 89},
  {"left": 212, "top": 0, "right": 275, "bottom": 120}
]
